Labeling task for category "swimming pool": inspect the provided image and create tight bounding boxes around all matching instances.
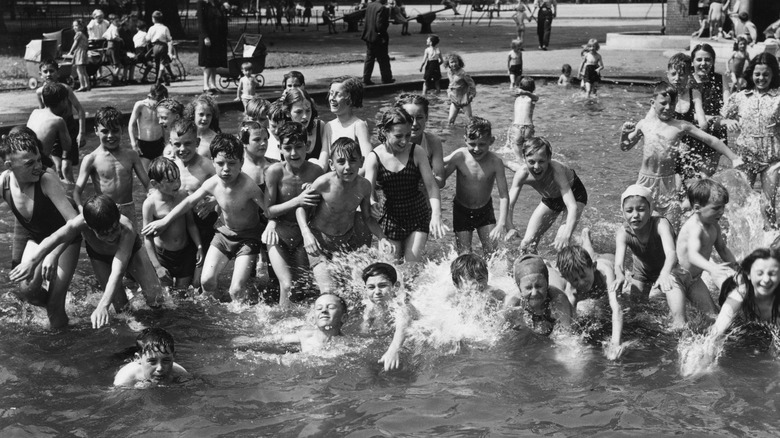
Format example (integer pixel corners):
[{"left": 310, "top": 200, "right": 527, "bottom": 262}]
[{"left": 1, "top": 82, "right": 778, "bottom": 436}]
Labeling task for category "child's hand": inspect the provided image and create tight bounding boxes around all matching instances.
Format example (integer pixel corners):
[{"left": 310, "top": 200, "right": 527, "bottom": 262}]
[
  {"left": 609, "top": 277, "right": 625, "bottom": 295},
  {"left": 552, "top": 231, "right": 570, "bottom": 252},
  {"left": 504, "top": 228, "right": 519, "bottom": 242},
  {"left": 621, "top": 121, "right": 636, "bottom": 133},
  {"left": 262, "top": 221, "right": 278, "bottom": 245},
  {"left": 234, "top": 97, "right": 240, "bottom": 101},
  {"left": 489, "top": 224, "right": 505, "bottom": 242},
  {"left": 41, "top": 253, "right": 60, "bottom": 282},
  {"left": 195, "top": 246, "right": 204, "bottom": 266},
  {"left": 711, "top": 262, "right": 736, "bottom": 281},
  {"left": 731, "top": 156, "right": 744, "bottom": 169},
  {"left": 195, "top": 197, "right": 218, "bottom": 219},
  {"left": 429, "top": 217, "right": 449, "bottom": 239},
  {"left": 142, "top": 219, "right": 168, "bottom": 236},
  {"left": 302, "top": 230, "right": 321, "bottom": 256},
  {"left": 378, "top": 346, "right": 401, "bottom": 371},
  {"left": 722, "top": 119, "right": 740, "bottom": 132},
  {"left": 91, "top": 304, "right": 111, "bottom": 329},
  {"left": 656, "top": 272, "right": 674, "bottom": 293},
  {"left": 295, "top": 186, "right": 320, "bottom": 208},
  {"left": 370, "top": 200, "right": 383, "bottom": 220},
  {"left": 156, "top": 266, "right": 171, "bottom": 282},
  {"left": 604, "top": 341, "right": 625, "bottom": 361},
  {"left": 378, "top": 238, "right": 393, "bottom": 254},
  {"left": 10, "top": 260, "right": 38, "bottom": 283}
]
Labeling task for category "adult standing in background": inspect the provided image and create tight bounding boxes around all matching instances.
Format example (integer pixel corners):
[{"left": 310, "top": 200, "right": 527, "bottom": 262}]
[
  {"left": 362, "top": 0, "right": 394, "bottom": 86},
  {"left": 533, "top": 0, "right": 556, "bottom": 50},
  {"left": 198, "top": 0, "right": 228, "bottom": 94}
]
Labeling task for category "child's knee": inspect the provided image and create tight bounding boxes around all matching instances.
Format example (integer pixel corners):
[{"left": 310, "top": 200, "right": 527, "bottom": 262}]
[{"left": 200, "top": 270, "right": 219, "bottom": 292}]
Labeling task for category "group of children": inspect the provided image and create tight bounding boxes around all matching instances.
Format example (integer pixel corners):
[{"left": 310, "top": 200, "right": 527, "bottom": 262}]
[{"left": 4, "top": 36, "right": 780, "bottom": 385}]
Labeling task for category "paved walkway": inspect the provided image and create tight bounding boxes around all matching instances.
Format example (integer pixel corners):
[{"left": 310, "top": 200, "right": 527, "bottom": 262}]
[{"left": 0, "top": 3, "right": 678, "bottom": 128}]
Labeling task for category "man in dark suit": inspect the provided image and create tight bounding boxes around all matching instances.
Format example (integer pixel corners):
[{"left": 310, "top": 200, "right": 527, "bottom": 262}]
[{"left": 361, "top": 0, "right": 394, "bottom": 85}]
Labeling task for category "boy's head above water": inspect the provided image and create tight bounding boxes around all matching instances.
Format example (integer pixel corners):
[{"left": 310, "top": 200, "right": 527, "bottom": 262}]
[
  {"left": 556, "top": 245, "right": 595, "bottom": 294},
  {"left": 518, "top": 76, "right": 535, "bottom": 93},
  {"left": 83, "top": 195, "right": 122, "bottom": 242},
  {"left": 313, "top": 293, "right": 348, "bottom": 331},
  {"left": 687, "top": 178, "right": 729, "bottom": 224},
  {"left": 329, "top": 137, "right": 362, "bottom": 178},
  {"left": 513, "top": 254, "right": 549, "bottom": 301},
  {"left": 362, "top": 262, "right": 399, "bottom": 304},
  {"left": 134, "top": 327, "right": 176, "bottom": 383},
  {"left": 451, "top": 253, "right": 489, "bottom": 292},
  {"left": 666, "top": 53, "right": 692, "bottom": 88},
  {"left": 148, "top": 156, "right": 181, "bottom": 194},
  {"left": 651, "top": 81, "right": 678, "bottom": 121}
]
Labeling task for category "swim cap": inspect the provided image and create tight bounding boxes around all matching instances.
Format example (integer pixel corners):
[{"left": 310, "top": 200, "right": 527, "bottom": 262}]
[
  {"left": 513, "top": 254, "right": 549, "bottom": 284},
  {"left": 620, "top": 184, "right": 654, "bottom": 212}
]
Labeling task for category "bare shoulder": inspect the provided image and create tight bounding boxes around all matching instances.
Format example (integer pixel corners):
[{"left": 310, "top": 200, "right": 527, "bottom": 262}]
[
  {"left": 265, "top": 162, "right": 286, "bottom": 179},
  {"left": 302, "top": 162, "right": 325, "bottom": 182},
  {"left": 113, "top": 362, "right": 141, "bottom": 387}
]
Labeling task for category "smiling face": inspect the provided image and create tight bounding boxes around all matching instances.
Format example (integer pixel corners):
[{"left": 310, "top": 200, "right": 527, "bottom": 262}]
[
  {"left": 448, "top": 58, "right": 460, "bottom": 70},
  {"left": 212, "top": 151, "right": 242, "bottom": 184},
  {"left": 170, "top": 130, "right": 199, "bottom": 165},
  {"left": 194, "top": 103, "right": 213, "bottom": 131},
  {"left": 622, "top": 196, "right": 652, "bottom": 232},
  {"left": 750, "top": 257, "right": 780, "bottom": 299},
  {"left": 279, "top": 137, "right": 307, "bottom": 169},
  {"left": 383, "top": 123, "right": 412, "bottom": 153},
  {"left": 245, "top": 128, "right": 269, "bottom": 159},
  {"left": 329, "top": 150, "right": 361, "bottom": 182},
  {"left": 328, "top": 83, "right": 350, "bottom": 114},
  {"left": 523, "top": 149, "right": 550, "bottom": 177},
  {"left": 692, "top": 49, "right": 714, "bottom": 76},
  {"left": 156, "top": 107, "right": 177, "bottom": 129},
  {"left": 753, "top": 64, "right": 773, "bottom": 91},
  {"left": 518, "top": 273, "right": 548, "bottom": 303},
  {"left": 95, "top": 123, "right": 121, "bottom": 150},
  {"left": 136, "top": 350, "right": 174, "bottom": 383},
  {"left": 6, "top": 150, "right": 44, "bottom": 184},
  {"left": 402, "top": 103, "right": 427, "bottom": 143},
  {"left": 289, "top": 99, "right": 312, "bottom": 127},
  {"left": 465, "top": 134, "right": 494, "bottom": 162},
  {"left": 365, "top": 274, "right": 397, "bottom": 304},
  {"left": 314, "top": 294, "right": 346, "bottom": 329},
  {"left": 651, "top": 93, "right": 676, "bottom": 121}
]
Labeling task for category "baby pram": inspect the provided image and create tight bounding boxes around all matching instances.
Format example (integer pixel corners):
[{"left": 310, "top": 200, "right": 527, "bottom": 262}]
[
  {"left": 216, "top": 33, "right": 267, "bottom": 91},
  {"left": 24, "top": 29, "right": 74, "bottom": 89}
]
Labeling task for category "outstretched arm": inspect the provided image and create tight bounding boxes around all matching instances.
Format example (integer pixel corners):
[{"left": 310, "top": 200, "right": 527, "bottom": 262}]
[
  {"left": 491, "top": 158, "right": 510, "bottom": 241},
  {"left": 9, "top": 216, "right": 83, "bottom": 283},
  {"left": 142, "top": 186, "right": 209, "bottom": 236},
  {"left": 620, "top": 120, "right": 643, "bottom": 151}
]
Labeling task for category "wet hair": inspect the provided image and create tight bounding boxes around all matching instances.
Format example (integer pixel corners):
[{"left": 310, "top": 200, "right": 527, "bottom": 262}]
[
  {"left": 511, "top": 39, "right": 522, "bottom": 51},
  {"left": 733, "top": 35, "right": 750, "bottom": 51},
  {"left": 184, "top": 95, "right": 221, "bottom": 133},
  {"left": 362, "top": 262, "right": 398, "bottom": 284},
  {"left": 39, "top": 59, "right": 58, "bottom": 72},
  {"left": 465, "top": 116, "right": 492, "bottom": 139},
  {"left": 148, "top": 84, "right": 168, "bottom": 101},
  {"left": 718, "top": 248, "right": 780, "bottom": 323},
  {"left": 394, "top": 93, "right": 429, "bottom": 116},
  {"left": 155, "top": 98, "right": 184, "bottom": 117},
  {"left": 241, "top": 61, "right": 253, "bottom": 71},
  {"left": 330, "top": 137, "right": 361, "bottom": 159},
  {"left": 743, "top": 53, "right": 780, "bottom": 90},
  {"left": 376, "top": 107, "right": 412, "bottom": 143},
  {"left": 283, "top": 70, "right": 305, "bottom": 88},
  {"left": 561, "top": 64, "right": 572, "bottom": 75},
  {"left": 83, "top": 194, "right": 120, "bottom": 232},
  {"left": 0, "top": 128, "right": 42, "bottom": 160},
  {"left": 41, "top": 82, "right": 69, "bottom": 108},
  {"left": 245, "top": 97, "right": 271, "bottom": 122},
  {"left": 652, "top": 81, "right": 678, "bottom": 103},
  {"left": 690, "top": 43, "right": 717, "bottom": 66},
  {"left": 667, "top": 52, "right": 692, "bottom": 74},
  {"left": 136, "top": 327, "right": 175, "bottom": 356},
  {"left": 171, "top": 118, "right": 197, "bottom": 138},
  {"left": 522, "top": 136, "right": 553, "bottom": 158},
  {"left": 147, "top": 156, "right": 179, "bottom": 183},
  {"left": 318, "top": 293, "right": 348, "bottom": 315},
  {"left": 330, "top": 76, "right": 364, "bottom": 108},
  {"left": 268, "top": 100, "right": 291, "bottom": 123},
  {"left": 280, "top": 88, "right": 318, "bottom": 127},
  {"left": 276, "top": 121, "right": 308, "bottom": 145},
  {"left": 209, "top": 133, "right": 244, "bottom": 161},
  {"left": 239, "top": 120, "right": 267, "bottom": 144},
  {"left": 428, "top": 34, "right": 440, "bottom": 46},
  {"left": 94, "top": 106, "right": 122, "bottom": 130},
  {"left": 556, "top": 245, "right": 595, "bottom": 281},
  {"left": 518, "top": 76, "right": 535, "bottom": 92},
  {"left": 450, "top": 253, "right": 488, "bottom": 288},
  {"left": 152, "top": 10, "right": 163, "bottom": 21},
  {"left": 445, "top": 53, "right": 465, "bottom": 69},
  {"left": 687, "top": 178, "right": 729, "bottom": 207}
]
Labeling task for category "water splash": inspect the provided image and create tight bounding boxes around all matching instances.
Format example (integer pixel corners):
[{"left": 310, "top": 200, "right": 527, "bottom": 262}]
[{"left": 677, "top": 330, "right": 725, "bottom": 378}]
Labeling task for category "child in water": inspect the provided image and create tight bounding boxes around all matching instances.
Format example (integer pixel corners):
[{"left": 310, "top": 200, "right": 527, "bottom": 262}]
[
  {"left": 578, "top": 39, "right": 603, "bottom": 98},
  {"left": 419, "top": 34, "right": 442, "bottom": 95},
  {"left": 445, "top": 53, "right": 477, "bottom": 125},
  {"left": 508, "top": 77, "right": 538, "bottom": 157},
  {"left": 361, "top": 262, "right": 418, "bottom": 371},
  {"left": 558, "top": 64, "right": 572, "bottom": 86},
  {"left": 512, "top": 254, "right": 572, "bottom": 336},
  {"left": 507, "top": 39, "right": 523, "bottom": 90},
  {"left": 114, "top": 328, "right": 189, "bottom": 387},
  {"left": 450, "top": 253, "right": 512, "bottom": 308}
]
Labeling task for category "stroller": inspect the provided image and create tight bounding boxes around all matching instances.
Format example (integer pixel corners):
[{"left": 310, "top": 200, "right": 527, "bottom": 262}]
[
  {"left": 216, "top": 33, "right": 267, "bottom": 91},
  {"left": 24, "top": 30, "right": 74, "bottom": 89}
]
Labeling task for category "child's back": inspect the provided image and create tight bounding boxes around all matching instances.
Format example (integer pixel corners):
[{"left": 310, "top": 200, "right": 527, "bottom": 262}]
[{"left": 27, "top": 108, "right": 68, "bottom": 159}]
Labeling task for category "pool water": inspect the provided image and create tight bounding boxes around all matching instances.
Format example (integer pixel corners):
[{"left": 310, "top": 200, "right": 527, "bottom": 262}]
[{"left": 1, "top": 83, "right": 780, "bottom": 436}]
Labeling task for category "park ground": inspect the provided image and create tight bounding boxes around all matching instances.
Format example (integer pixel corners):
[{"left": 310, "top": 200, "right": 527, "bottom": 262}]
[{"left": 0, "top": 3, "right": 691, "bottom": 127}]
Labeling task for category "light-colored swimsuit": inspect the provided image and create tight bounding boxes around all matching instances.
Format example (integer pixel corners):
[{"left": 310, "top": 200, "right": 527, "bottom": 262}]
[{"left": 722, "top": 88, "right": 780, "bottom": 183}]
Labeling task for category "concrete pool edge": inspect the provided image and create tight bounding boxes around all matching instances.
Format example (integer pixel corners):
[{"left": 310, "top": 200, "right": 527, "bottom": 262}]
[{"left": 0, "top": 75, "right": 659, "bottom": 136}]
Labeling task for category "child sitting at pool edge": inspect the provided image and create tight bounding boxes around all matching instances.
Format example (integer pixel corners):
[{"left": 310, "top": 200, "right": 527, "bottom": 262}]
[{"left": 114, "top": 327, "right": 189, "bottom": 387}]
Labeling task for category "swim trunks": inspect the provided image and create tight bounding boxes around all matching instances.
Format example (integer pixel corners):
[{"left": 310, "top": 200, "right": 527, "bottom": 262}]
[
  {"left": 509, "top": 64, "right": 523, "bottom": 76},
  {"left": 138, "top": 137, "right": 166, "bottom": 161},
  {"left": 211, "top": 221, "right": 263, "bottom": 259},
  {"left": 423, "top": 59, "right": 441, "bottom": 86},
  {"left": 155, "top": 241, "right": 198, "bottom": 279},
  {"left": 307, "top": 226, "right": 365, "bottom": 268},
  {"left": 51, "top": 115, "right": 80, "bottom": 165},
  {"left": 583, "top": 64, "right": 601, "bottom": 84},
  {"left": 666, "top": 266, "right": 701, "bottom": 298},
  {"left": 540, "top": 173, "right": 588, "bottom": 212},
  {"left": 636, "top": 172, "right": 679, "bottom": 214},
  {"left": 85, "top": 234, "right": 143, "bottom": 265},
  {"left": 272, "top": 219, "right": 304, "bottom": 253},
  {"left": 453, "top": 198, "right": 496, "bottom": 232},
  {"left": 508, "top": 123, "right": 535, "bottom": 148}
]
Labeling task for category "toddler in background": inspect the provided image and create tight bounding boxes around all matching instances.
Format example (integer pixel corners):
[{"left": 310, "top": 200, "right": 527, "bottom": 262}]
[
  {"left": 726, "top": 35, "right": 749, "bottom": 92},
  {"left": 558, "top": 64, "right": 572, "bottom": 86},
  {"left": 114, "top": 328, "right": 189, "bottom": 387},
  {"left": 236, "top": 62, "right": 261, "bottom": 114},
  {"left": 507, "top": 39, "right": 523, "bottom": 90},
  {"left": 446, "top": 53, "right": 476, "bottom": 124},
  {"left": 508, "top": 77, "right": 538, "bottom": 156},
  {"left": 578, "top": 38, "right": 604, "bottom": 98},
  {"left": 419, "top": 34, "right": 443, "bottom": 95},
  {"left": 511, "top": 3, "right": 530, "bottom": 43}
]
